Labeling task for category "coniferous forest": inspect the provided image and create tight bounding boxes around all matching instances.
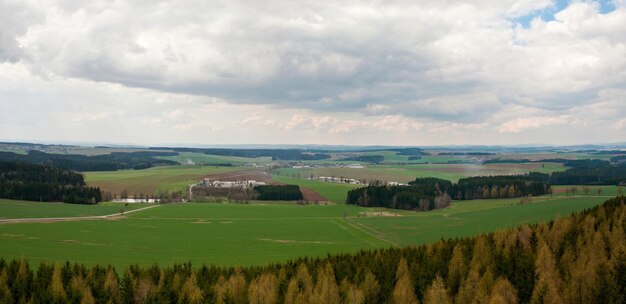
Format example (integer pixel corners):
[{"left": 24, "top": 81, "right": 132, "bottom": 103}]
[
  {"left": 346, "top": 174, "right": 550, "bottom": 211},
  {"left": 0, "top": 197, "right": 623, "bottom": 303},
  {"left": 0, "top": 161, "right": 101, "bottom": 204}
]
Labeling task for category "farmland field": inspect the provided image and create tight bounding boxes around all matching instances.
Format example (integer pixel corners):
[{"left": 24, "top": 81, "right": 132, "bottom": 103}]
[
  {"left": 85, "top": 165, "right": 240, "bottom": 196},
  {"left": 0, "top": 194, "right": 608, "bottom": 269},
  {"left": 273, "top": 162, "right": 566, "bottom": 184},
  {"left": 156, "top": 152, "right": 272, "bottom": 165},
  {"left": 271, "top": 175, "right": 360, "bottom": 203},
  {"left": 0, "top": 199, "right": 150, "bottom": 219}
]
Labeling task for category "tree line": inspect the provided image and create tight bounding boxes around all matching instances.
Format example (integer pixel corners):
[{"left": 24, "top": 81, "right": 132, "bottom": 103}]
[
  {"left": 346, "top": 174, "right": 550, "bottom": 211},
  {"left": 0, "top": 196, "right": 623, "bottom": 303},
  {"left": 0, "top": 151, "right": 178, "bottom": 172},
  {"left": 253, "top": 185, "right": 304, "bottom": 201},
  {"left": 0, "top": 161, "right": 102, "bottom": 204},
  {"left": 149, "top": 147, "right": 331, "bottom": 161},
  {"left": 191, "top": 184, "right": 304, "bottom": 202}
]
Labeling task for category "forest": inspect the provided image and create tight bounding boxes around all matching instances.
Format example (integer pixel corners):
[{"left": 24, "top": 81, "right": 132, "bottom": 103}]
[
  {"left": 149, "top": 147, "right": 331, "bottom": 161},
  {"left": 0, "top": 161, "right": 101, "bottom": 204},
  {"left": 346, "top": 175, "right": 549, "bottom": 210},
  {"left": 0, "top": 197, "right": 622, "bottom": 303},
  {"left": 340, "top": 155, "right": 385, "bottom": 164},
  {"left": 253, "top": 185, "right": 304, "bottom": 201},
  {"left": 0, "top": 151, "right": 178, "bottom": 171},
  {"left": 548, "top": 160, "right": 626, "bottom": 185},
  {"left": 191, "top": 185, "right": 304, "bottom": 202}
]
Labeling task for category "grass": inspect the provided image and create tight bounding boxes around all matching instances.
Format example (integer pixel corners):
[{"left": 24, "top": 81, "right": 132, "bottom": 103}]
[
  {"left": 274, "top": 162, "right": 566, "bottom": 184},
  {"left": 84, "top": 165, "right": 240, "bottom": 196},
  {"left": 0, "top": 199, "right": 150, "bottom": 219},
  {"left": 551, "top": 185, "right": 623, "bottom": 196},
  {"left": 156, "top": 152, "right": 272, "bottom": 165},
  {"left": 351, "top": 195, "right": 608, "bottom": 247},
  {"left": 271, "top": 175, "right": 360, "bottom": 203},
  {"left": 0, "top": 194, "right": 610, "bottom": 269},
  {"left": 0, "top": 203, "right": 386, "bottom": 268}
]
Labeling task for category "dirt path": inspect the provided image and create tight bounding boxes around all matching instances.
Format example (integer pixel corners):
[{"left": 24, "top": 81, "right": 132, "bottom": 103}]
[{"left": 0, "top": 204, "right": 162, "bottom": 224}]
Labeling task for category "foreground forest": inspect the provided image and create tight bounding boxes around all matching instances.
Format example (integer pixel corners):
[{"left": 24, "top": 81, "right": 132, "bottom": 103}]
[{"left": 1, "top": 197, "right": 624, "bottom": 303}]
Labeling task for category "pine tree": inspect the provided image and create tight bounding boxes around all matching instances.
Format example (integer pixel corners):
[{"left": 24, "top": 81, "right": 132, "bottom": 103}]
[
  {"left": 226, "top": 269, "right": 247, "bottom": 304},
  {"left": 447, "top": 244, "right": 467, "bottom": 295},
  {"left": 133, "top": 278, "right": 156, "bottom": 304},
  {"left": 359, "top": 269, "right": 380, "bottom": 304},
  {"left": 530, "top": 241, "right": 563, "bottom": 304},
  {"left": 103, "top": 268, "right": 122, "bottom": 304},
  {"left": 248, "top": 272, "right": 278, "bottom": 304},
  {"left": 424, "top": 274, "right": 452, "bottom": 304},
  {"left": 341, "top": 278, "right": 364, "bottom": 304},
  {"left": 179, "top": 272, "right": 203, "bottom": 304},
  {"left": 285, "top": 263, "right": 314, "bottom": 304},
  {"left": 312, "top": 263, "right": 340, "bottom": 304},
  {"left": 213, "top": 276, "right": 227, "bottom": 304},
  {"left": 488, "top": 278, "right": 517, "bottom": 304},
  {"left": 392, "top": 258, "right": 418, "bottom": 304},
  {"left": 48, "top": 263, "right": 67, "bottom": 303},
  {"left": 0, "top": 269, "right": 13, "bottom": 304}
]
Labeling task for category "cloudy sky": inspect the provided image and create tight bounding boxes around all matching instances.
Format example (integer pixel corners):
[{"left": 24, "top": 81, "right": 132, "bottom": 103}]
[{"left": 1, "top": 0, "right": 625, "bottom": 146}]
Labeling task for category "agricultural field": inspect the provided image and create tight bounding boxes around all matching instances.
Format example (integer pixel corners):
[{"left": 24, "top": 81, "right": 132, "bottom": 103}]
[
  {"left": 0, "top": 199, "right": 150, "bottom": 219},
  {"left": 156, "top": 152, "right": 272, "bottom": 166},
  {"left": 85, "top": 165, "right": 240, "bottom": 196},
  {"left": 0, "top": 194, "right": 608, "bottom": 269},
  {"left": 273, "top": 162, "right": 567, "bottom": 184},
  {"left": 271, "top": 175, "right": 360, "bottom": 203},
  {"left": 551, "top": 185, "right": 622, "bottom": 196}
]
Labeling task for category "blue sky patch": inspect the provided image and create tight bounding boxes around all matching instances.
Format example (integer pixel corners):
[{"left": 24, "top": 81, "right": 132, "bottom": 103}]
[{"left": 513, "top": 0, "right": 616, "bottom": 28}]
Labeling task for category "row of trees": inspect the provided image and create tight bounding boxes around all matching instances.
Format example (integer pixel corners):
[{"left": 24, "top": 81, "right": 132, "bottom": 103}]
[
  {"left": 191, "top": 185, "right": 304, "bottom": 202},
  {"left": 1, "top": 197, "right": 624, "bottom": 303},
  {"left": 346, "top": 178, "right": 453, "bottom": 211},
  {"left": 346, "top": 175, "right": 550, "bottom": 210},
  {"left": 0, "top": 161, "right": 102, "bottom": 204},
  {"left": 150, "top": 147, "right": 331, "bottom": 161},
  {"left": 452, "top": 173, "right": 550, "bottom": 200},
  {"left": 549, "top": 160, "right": 626, "bottom": 185},
  {"left": 0, "top": 151, "right": 178, "bottom": 172},
  {"left": 253, "top": 185, "right": 304, "bottom": 201}
]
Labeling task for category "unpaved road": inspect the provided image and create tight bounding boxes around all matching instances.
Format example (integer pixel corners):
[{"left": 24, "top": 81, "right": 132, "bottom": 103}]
[{"left": 0, "top": 204, "right": 161, "bottom": 224}]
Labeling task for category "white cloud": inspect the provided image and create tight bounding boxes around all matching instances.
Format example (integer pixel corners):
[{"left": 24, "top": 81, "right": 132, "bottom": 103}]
[
  {"left": 499, "top": 115, "right": 570, "bottom": 133},
  {"left": 0, "top": 0, "right": 624, "bottom": 145}
]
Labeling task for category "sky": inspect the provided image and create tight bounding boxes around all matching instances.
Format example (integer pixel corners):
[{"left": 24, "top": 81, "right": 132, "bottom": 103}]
[{"left": 0, "top": 0, "right": 625, "bottom": 147}]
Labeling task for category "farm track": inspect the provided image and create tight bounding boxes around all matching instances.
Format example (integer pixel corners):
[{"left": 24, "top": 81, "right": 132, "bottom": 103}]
[
  {"left": 0, "top": 204, "right": 162, "bottom": 224},
  {"left": 344, "top": 218, "right": 400, "bottom": 248}
]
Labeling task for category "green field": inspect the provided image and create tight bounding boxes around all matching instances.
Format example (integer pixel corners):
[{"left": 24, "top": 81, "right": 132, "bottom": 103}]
[
  {"left": 157, "top": 152, "right": 272, "bottom": 165},
  {"left": 350, "top": 195, "right": 608, "bottom": 247},
  {"left": 85, "top": 165, "right": 240, "bottom": 196},
  {"left": 274, "top": 162, "right": 566, "bottom": 184},
  {"left": 271, "top": 175, "right": 360, "bottom": 203},
  {"left": 0, "top": 194, "right": 609, "bottom": 268},
  {"left": 0, "top": 199, "right": 150, "bottom": 219}
]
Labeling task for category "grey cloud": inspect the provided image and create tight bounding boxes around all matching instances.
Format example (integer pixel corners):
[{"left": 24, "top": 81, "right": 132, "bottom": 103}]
[{"left": 6, "top": 0, "right": 626, "bottom": 126}]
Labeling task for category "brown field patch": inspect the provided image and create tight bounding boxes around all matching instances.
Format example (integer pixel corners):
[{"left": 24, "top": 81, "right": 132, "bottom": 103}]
[{"left": 299, "top": 186, "right": 328, "bottom": 202}]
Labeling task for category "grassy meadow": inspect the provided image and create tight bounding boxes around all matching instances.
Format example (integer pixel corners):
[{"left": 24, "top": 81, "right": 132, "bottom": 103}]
[
  {"left": 0, "top": 194, "right": 609, "bottom": 268},
  {"left": 0, "top": 199, "right": 150, "bottom": 219},
  {"left": 84, "top": 165, "right": 240, "bottom": 196},
  {"left": 156, "top": 152, "right": 272, "bottom": 166},
  {"left": 273, "top": 162, "right": 566, "bottom": 184},
  {"left": 271, "top": 175, "right": 360, "bottom": 203}
]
